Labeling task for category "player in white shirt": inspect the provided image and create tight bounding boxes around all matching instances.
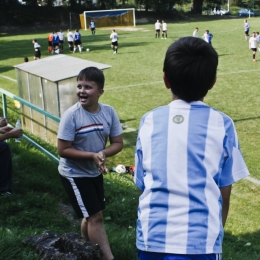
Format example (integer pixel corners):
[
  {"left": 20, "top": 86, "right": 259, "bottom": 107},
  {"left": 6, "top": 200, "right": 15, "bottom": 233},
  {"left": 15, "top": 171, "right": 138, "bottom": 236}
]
[
  {"left": 110, "top": 29, "right": 118, "bottom": 54},
  {"left": 193, "top": 27, "right": 199, "bottom": 37},
  {"left": 155, "top": 20, "right": 161, "bottom": 38},
  {"left": 249, "top": 32, "right": 257, "bottom": 62},
  {"left": 244, "top": 19, "right": 250, "bottom": 40},
  {"left": 58, "top": 29, "right": 64, "bottom": 51},
  {"left": 67, "top": 29, "right": 74, "bottom": 53},
  {"left": 161, "top": 20, "right": 167, "bottom": 39},
  {"left": 32, "top": 39, "right": 41, "bottom": 60}
]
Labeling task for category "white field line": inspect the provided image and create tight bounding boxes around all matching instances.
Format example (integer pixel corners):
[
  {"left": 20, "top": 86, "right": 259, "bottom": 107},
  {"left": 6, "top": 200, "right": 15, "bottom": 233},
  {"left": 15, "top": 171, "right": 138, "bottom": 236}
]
[
  {"left": 0, "top": 74, "right": 17, "bottom": 82},
  {"left": 106, "top": 69, "right": 260, "bottom": 90},
  {"left": 246, "top": 176, "right": 260, "bottom": 186}
]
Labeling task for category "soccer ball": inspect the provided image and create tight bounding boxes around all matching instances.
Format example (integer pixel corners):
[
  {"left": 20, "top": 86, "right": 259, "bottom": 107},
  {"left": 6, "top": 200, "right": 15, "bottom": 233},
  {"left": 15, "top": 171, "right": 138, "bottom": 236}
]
[
  {"left": 116, "top": 164, "right": 126, "bottom": 174},
  {"left": 86, "top": 48, "right": 90, "bottom": 52}
]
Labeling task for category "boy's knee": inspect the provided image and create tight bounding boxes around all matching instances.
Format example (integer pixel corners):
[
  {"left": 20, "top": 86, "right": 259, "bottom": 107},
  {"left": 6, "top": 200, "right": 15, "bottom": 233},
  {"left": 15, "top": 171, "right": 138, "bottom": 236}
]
[{"left": 87, "top": 211, "right": 103, "bottom": 224}]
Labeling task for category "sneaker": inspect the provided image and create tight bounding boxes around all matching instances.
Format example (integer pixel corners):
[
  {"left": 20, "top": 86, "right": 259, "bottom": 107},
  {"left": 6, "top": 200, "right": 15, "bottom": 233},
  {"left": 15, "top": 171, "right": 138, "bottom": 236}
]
[
  {"left": 113, "top": 51, "right": 116, "bottom": 54},
  {"left": 258, "top": 47, "right": 260, "bottom": 52},
  {"left": 0, "top": 191, "right": 12, "bottom": 196}
]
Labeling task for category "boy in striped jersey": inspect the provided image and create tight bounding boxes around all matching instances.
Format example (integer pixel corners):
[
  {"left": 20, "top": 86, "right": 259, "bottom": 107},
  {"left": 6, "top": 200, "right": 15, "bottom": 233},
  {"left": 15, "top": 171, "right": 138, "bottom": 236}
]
[
  {"left": 134, "top": 37, "right": 249, "bottom": 260},
  {"left": 58, "top": 67, "right": 123, "bottom": 260}
]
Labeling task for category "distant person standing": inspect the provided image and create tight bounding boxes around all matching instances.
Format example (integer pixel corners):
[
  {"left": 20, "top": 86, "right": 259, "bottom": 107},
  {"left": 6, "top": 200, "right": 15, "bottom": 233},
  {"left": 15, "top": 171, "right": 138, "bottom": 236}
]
[
  {"left": 203, "top": 30, "right": 213, "bottom": 44},
  {"left": 47, "top": 32, "right": 53, "bottom": 53},
  {"left": 52, "top": 31, "right": 60, "bottom": 53},
  {"left": 193, "top": 27, "right": 199, "bottom": 37},
  {"left": 90, "top": 20, "right": 96, "bottom": 35},
  {"left": 244, "top": 19, "right": 250, "bottom": 41},
  {"left": 67, "top": 29, "right": 74, "bottom": 53},
  {"left": 73, "top": 29, "right": 82, "bottom": 53},
  {"left": 58, "top": 29, "right": 64, "bottom": 51},
  {"left": 161, "top": 20, "right": 167, "bottom": 39},
  {"left": 110, "top": 29, "right": 118, "bottom": 54},
  {"left": 155, "top": 19, "right": 161, "bottom": 38},
  {"left": 249, "top": 32, "right": 257, "bottom": 62},
  {"left": 32, "top": 39, "right": 41, "bottom": 60}
]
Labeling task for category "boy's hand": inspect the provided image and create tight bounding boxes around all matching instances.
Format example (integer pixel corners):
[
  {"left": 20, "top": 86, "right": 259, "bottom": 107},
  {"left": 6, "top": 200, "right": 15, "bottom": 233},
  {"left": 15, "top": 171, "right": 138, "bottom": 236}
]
[
  {"left": 92, "top": 151, "right": 107, "bottom": 174},
  {"left": 7, "top": 128, "right": 23, "bottom": 138},
  {"left": 0, "top": 126, "right": 14, "bottom": 134},
  {"left": 0, "top": 117, "right": 8, "bottom": 127}
]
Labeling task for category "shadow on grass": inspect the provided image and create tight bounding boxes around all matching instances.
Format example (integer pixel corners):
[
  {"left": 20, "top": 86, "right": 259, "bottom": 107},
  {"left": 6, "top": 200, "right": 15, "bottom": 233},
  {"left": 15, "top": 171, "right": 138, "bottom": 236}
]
[
  {"left": 234, "top": 116, "right": 260, "bottom": 122},
  {"left": 223, "top": 230, "right": 260, "bottom": 259}
]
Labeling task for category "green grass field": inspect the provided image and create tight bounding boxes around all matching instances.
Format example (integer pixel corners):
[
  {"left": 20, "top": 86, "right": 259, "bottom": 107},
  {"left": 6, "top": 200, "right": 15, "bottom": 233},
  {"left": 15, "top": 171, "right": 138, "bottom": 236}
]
[{"left": 1, "top": 16, "right": 260, "bottom": 259}]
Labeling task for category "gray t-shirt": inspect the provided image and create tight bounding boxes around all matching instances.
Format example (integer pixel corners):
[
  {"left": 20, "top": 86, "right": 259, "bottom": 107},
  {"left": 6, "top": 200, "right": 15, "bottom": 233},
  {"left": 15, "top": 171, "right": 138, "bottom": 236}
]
[{"left": 58, "top": 102, "right": 122, "bottom": 177}]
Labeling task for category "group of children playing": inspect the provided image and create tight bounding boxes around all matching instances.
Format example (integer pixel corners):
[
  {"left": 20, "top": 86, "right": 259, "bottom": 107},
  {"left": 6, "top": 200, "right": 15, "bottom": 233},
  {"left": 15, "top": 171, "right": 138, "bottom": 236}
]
[{"left": 56, "top": 36, "right": 249, "bottom": 260}]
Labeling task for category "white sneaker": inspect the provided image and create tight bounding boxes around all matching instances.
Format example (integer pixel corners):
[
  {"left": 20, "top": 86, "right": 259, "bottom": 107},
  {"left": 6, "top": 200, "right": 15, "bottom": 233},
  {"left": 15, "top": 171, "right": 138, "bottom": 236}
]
[
  {"left": 258, "top": 47, "right": 260, "bottom": 52},
  {"left": 113, "top": 51, "right": 116, "bottom": 54}
]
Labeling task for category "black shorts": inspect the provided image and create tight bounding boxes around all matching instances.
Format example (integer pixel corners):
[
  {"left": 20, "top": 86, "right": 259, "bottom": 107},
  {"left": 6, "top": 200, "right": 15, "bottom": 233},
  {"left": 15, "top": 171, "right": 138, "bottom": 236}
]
[
  {"left": 68, "top": 41, "right": 73, "bottom": 46},
  {"left": 59, "top": 40, "right": 64, "bottom": 44},
  {"left": 74, "top": 40, "right": 81, "bottom": 45},
  {"left": 34, "top": 49, "right": 41, "bottom": 58},
  {"left": 48, "top": 41, "right": 52, "bottom": 47},
  {"left": 251, "top": 48, "right": 257, "bottom": 51},
  {"left": 91, "top": 28, "right": 95, "bottom": 31},
  {"left": 111, "top": 41, "right": 118, "bottom": 46},
  {"left": 156, "top": 29, "right": 160, "bottom": 32},
  {"left": 53, "top": 42, "right": 59, "bottom": 47},
  {"left": 59, "top": 174, "right": 105, "bottom": 218},
  {"left": 245, "top": 30, "right": 249, "bottom": 36}
]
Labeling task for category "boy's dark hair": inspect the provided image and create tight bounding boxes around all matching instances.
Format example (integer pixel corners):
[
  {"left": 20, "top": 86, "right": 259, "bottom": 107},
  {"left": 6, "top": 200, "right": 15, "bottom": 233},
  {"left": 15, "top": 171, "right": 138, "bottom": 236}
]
[
  {"left": 163, "top": 37, "right": 218, "bottom": 102},
  {"left": 77, "top": 67, "right": 105, "bottom": 89},
  {"left": 24, "top": 57, "right": 28, "bottom": 62}
]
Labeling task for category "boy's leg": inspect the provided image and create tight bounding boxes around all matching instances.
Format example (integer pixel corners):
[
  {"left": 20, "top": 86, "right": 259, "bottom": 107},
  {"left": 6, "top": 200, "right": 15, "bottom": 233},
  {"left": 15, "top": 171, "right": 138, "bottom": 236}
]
[
  {"left": 83, "top": 211, "right": 114, "bottom": 260},
  {"left": 0, "top": 142, "right": 12, "bottom": 194}
]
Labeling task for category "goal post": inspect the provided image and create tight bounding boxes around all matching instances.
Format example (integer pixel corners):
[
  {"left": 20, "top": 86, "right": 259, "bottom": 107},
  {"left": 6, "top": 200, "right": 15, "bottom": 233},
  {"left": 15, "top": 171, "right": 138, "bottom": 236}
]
[{"left": 80, "top": 8, "right": 136, "bottom": 30}]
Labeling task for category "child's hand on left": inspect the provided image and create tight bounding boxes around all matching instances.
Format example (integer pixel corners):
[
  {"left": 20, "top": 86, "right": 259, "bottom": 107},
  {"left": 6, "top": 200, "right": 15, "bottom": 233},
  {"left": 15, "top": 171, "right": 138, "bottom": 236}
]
[{"left": 93, "top": 151, "right": 107, "bottom": 174}]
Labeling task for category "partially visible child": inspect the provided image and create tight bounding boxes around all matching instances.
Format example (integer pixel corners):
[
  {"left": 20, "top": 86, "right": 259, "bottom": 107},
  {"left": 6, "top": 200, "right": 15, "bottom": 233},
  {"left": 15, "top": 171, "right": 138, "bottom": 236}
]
[
  {"left": 193, "top": 27, "right": 199, "bottom": 37},
  {"left": 255, "top": 31, "right": 260, "bottom": 51},
  {"left": 134, "top": 37, "right": 249, "bottom": 260},
  {"left": 32, "top": 39, "right": 41, "bottom": 60},
  {"left": 202, "top": 29, "right": 213, "bottom": 44},
  {"left": 57, "top": 67, "right": 123, "bottom": 260},
  {"left": 0, "top": 117, "right": 23, "bottom": 196}
]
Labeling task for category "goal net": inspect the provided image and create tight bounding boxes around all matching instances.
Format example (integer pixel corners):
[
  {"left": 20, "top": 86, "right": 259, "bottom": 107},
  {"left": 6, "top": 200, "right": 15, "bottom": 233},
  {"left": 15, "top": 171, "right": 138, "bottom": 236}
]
[{"left": 80, "top": 8, "right": 135, "bottom": 30}]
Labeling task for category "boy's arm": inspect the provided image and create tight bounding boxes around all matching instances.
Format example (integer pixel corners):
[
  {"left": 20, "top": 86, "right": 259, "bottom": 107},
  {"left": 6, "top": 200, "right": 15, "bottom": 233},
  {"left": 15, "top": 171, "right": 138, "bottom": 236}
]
[
  {"left": 102, "top": 135, "right": 123, "bottom": 157},
  {"left": 0, "top": 127, "right": 23, "bottom": 142},
  {"left": 58, "top": 139, "right": 95, "bottom": 160},
  {"left": 58, "top": 139, "right": 107, "bottom": 174},
  {"left": 220, "top": 185, "right": 232, "bottom": 227}
]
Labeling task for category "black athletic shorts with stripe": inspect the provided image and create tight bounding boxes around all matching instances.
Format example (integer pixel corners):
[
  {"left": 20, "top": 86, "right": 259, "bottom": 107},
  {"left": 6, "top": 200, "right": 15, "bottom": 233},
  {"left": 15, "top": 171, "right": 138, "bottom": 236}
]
[{"left": 59, "top": 174, "right": 105, "bottom": 218}]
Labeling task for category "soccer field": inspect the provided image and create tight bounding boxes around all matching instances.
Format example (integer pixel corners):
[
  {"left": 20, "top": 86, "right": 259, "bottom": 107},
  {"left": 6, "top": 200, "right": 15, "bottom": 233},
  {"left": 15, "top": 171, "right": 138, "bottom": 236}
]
[{"left": 1, "top": 16, "right": 260, "bottom": 259}]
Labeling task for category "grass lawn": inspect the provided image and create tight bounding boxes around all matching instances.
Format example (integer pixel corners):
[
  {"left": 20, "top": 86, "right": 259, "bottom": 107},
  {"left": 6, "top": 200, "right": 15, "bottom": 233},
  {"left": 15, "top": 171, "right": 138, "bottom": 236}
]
[{"left": 1, "top": 15, "right": 260, "bottom": 259}]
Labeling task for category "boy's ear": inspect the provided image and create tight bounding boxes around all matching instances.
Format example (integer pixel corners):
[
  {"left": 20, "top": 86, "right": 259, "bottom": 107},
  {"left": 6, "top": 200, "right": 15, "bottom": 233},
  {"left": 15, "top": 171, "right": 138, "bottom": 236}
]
[
  {"left": 163, "top": 73, "right": 171, "bottom": 89},
  {"left": 99, "top": 89, "right": 104, "bottom": 96},
  {"left": 208, "top": 76, "right": 217, "bottom": 90}
]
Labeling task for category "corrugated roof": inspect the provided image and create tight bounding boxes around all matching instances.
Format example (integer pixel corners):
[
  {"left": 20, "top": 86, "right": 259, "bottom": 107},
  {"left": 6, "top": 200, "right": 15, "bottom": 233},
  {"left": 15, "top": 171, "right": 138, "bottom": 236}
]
[{"left": 14, "top": 55, "right": 111, "bottom": 82}]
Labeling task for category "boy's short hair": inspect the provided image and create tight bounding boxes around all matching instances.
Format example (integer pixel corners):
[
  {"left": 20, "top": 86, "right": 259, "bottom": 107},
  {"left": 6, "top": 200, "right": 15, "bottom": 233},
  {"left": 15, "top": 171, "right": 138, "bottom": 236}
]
[
  {"left": 77, "top": 67, "right": 105, "bottom": 89},
  {"left": 163, "top": 37, "right": 218, "bottom": 102}
]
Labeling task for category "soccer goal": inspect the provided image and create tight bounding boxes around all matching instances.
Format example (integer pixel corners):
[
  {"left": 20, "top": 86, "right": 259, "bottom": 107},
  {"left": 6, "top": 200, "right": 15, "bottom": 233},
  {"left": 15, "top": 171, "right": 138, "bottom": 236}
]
[{"left": 80, "top": 8, "right": 135, "bottom": 30}]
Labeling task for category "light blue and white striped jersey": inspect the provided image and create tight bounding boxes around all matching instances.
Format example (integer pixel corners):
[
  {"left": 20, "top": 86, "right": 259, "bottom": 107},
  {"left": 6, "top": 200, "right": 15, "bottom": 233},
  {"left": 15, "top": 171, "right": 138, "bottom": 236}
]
[{"left": 134, "top": 100, "right": 249, "bottom": 255}]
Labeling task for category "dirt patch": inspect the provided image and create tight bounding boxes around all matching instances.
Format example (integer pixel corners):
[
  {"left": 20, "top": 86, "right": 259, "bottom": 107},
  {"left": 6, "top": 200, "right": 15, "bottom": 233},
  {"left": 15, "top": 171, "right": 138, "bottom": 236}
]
[{"left": 58, "top": 202, "right": 81, "bottom": 225}]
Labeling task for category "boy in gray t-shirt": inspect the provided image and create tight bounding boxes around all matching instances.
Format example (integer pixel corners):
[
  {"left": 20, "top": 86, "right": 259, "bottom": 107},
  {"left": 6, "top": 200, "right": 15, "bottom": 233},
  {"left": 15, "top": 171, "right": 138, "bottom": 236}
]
[{"left": 58, "top": 67, "right": 123, "bottom": 260}]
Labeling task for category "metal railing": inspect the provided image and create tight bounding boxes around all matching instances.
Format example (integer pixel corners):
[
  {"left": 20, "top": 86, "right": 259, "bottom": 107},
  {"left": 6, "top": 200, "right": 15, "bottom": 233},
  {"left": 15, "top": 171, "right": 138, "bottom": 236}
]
[{"left": 0, "top": 88, "right": 60, "bottom": 164}]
